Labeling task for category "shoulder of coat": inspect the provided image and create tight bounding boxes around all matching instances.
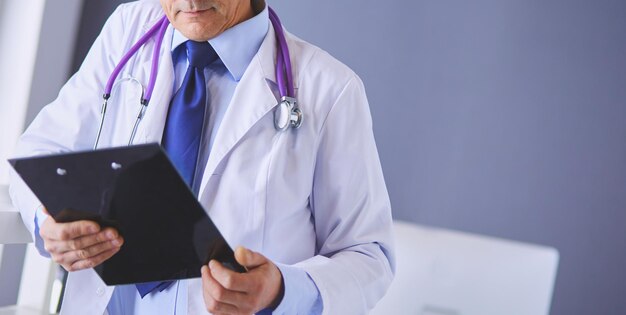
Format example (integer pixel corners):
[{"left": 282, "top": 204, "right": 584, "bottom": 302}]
[{"left": 284, "top": 30, "right": 360, "bottom": 90}]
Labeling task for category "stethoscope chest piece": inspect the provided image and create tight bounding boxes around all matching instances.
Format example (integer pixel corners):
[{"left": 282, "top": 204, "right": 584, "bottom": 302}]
[{"left": 274, "top": 96, "right": 302, "bottom": 131}]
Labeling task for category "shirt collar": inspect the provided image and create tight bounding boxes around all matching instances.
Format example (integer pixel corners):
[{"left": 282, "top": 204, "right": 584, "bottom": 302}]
[{"left": 171, "top": 5, "right": 269, "bottom": 81}]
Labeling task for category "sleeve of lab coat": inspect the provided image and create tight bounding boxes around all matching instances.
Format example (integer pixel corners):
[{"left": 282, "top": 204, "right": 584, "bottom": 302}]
[
  {"left": 8, "top": 5, "right": 128, "bottom": 256},
  {"left": 294, "top": 75, "right": 396, "bottom": 314}
]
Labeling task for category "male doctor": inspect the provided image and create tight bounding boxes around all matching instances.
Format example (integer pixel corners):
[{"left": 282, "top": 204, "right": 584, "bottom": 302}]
[{"left": 9, "top": 0, "right": 395, "bottom": 314}]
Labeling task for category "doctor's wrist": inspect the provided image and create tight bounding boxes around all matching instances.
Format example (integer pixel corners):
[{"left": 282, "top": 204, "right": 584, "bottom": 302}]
[{"left": 268, "top": 270, "right": 285, "bottom": 310}]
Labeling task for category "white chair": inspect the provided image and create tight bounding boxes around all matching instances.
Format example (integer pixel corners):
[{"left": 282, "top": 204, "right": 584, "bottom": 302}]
[
  {"left": 371, "top": 220, "right": 559, "bottom": 315},
  {"left": 0, "top": 185, "right": 57, "bottom": 315}
]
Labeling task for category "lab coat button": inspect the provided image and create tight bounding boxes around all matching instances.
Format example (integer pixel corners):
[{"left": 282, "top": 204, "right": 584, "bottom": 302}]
[{"left": 96, "top": 286, "right": 105, "bottom": 296}]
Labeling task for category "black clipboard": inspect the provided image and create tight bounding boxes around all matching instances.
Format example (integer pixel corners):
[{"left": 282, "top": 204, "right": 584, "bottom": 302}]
[{"left": 9, "top": 143, "right": 245, "bottom": 285}]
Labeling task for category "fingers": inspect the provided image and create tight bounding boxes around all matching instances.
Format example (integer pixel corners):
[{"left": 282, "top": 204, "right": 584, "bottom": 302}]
[
  {"left": 51, "top": 236, "right": 123, "bottom": 265},
  {"left": 39, "top": 219, "right": 124, "bottom": 273},
  {"left": 202, "top": 254, "right": 283, "bottom": 314},
  {"left": 201, "top": 265, "right": 243, "bottom": 314},
  {"left": 51, "top": 237, "right": 123, "bottom": 271},
  {"left": 45, "top": 228, "right": 120, "bottom": 254},
  {"left": 40, "top": 220, "right": 100, "bottom": 241},
  {"left": 202, "top": 265, "right": 248, "bottom": 305},
  {"left": 234, "top": 246, "right": 267, "bottom": 270},
  {"left": 68, "top": 247, "right": 121, "bottom": 271},
  {"left": 209, "top": 260, "right": 250, "bottom": 292}
]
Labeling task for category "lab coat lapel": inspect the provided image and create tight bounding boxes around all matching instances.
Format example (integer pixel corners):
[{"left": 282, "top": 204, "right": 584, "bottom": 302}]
[{"left": 198, "top": 25, "right": 279, "bottom": 196}]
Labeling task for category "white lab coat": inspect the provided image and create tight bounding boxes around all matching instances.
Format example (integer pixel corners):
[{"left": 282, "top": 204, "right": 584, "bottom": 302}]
[{"left": 9, "top": 1, "right": 395, "bottom": 314}]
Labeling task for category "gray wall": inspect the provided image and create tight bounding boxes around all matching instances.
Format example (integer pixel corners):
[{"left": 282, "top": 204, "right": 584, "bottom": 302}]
[
  {"left": 70, "top": 1, "right": 626, "bottom": 314},
  {"left": 70, "top": 1, "right": 123, "bottom": 75}
]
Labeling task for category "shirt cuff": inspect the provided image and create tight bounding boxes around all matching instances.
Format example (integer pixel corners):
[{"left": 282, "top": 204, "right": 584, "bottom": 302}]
[
  {"left": 271, "top": 262, "right": 323, "bottom": 315},
  {"left": 33, "top": 205, "right": 51, "bottom": 257}
]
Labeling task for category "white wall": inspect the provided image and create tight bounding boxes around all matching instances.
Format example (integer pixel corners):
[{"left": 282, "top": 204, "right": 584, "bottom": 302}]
[
  {"left": 0, "top": 0, "right": 46, "bottom": 184},
  {"left": 0, "top": 0, "right": 45, "bottom": 305},
  {"left": 24, "top": 0, "right": 85, "bottom": 127}
]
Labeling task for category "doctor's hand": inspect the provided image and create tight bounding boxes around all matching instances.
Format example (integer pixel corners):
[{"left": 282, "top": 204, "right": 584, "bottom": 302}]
[
  {"left": 40, "top": 209, "right": 124, "bottom": 272},
  {"left": 201, "top": 246, "right": 284, "bottom": 315}
]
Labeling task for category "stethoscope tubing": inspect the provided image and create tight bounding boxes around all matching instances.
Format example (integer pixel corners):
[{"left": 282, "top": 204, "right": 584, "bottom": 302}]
[
  {"left": 268, "top": 7, "right": 294, "bottom": 98},
  {"left": 145, "top": 18, "right": 170, "bottom": 104},
  {"left": 96, "top": 7, "right": 299, "bottom": 150},
  {"left": 104, "top": 15, "right": 169, "bottom": 104}
]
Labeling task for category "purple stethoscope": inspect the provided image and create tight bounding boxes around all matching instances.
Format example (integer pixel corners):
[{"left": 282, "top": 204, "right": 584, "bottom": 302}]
[{"left": 94, "top": 7, "right": 302, "bottom": 150}]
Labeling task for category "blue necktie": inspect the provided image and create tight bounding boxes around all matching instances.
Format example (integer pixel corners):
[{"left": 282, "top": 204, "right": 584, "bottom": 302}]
[
  {"left": 162, "top": 40, "right": 217, "bottom": 185},
  {"left": 136, "top": 40, "right": 217, "bottom": 298}
]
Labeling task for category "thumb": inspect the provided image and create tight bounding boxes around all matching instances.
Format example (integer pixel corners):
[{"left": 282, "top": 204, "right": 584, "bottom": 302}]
[{"left": 234, "top": 246, "right": 267, "bottom": 269}]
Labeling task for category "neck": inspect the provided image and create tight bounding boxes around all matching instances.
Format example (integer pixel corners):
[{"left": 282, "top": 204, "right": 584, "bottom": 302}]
[
  {"left": 231, "top": 2, "right": 256, "bottom": 28},
  {"left": 252, "top": 0, "right": 266, "bottom": 15}
]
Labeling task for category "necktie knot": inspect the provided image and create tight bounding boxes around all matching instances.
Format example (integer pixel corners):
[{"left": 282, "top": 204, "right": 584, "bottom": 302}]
[{"left": 186, "top": 40, "right": 217, "bottom": 68}]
